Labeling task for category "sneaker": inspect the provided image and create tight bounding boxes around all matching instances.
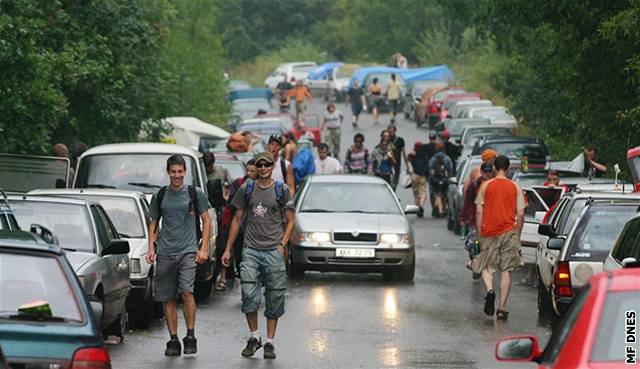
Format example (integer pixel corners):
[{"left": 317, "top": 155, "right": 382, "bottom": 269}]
[
  {"left": 183, "top": 336, "right": 197, "bottom": 355},
  {"left": 165, "top": 338, "right": 181, "bottom": 356},
  {"left": 241, "top": 337, "right": 262, "bottom": 357},
  {"left": 484, "top": 290, "right": 496, "bottom": 316},
  {"left": 263, "top": 343, "right": 276, "bottom": 359},
  {"left": 417, "top": 206, "right": 424, "bottom": 218}
]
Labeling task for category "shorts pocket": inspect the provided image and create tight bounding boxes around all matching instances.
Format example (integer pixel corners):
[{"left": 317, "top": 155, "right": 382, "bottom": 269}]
[{"left": 265, "top": 264, "right": 287, "bottom": 291}]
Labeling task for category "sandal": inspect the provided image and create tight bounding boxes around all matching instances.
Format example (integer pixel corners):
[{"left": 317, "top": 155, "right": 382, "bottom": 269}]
[
  {"left": 496, "top": 310, "right": 509, "bottom": 320},
  {"left": 215, "top": 279, "right": 226, "bottom": 291}
]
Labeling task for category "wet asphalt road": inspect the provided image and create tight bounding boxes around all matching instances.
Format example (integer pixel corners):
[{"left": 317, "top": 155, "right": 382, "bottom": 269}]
[{"left": 109, "top": 100, "right": 552, "bottom": 369}]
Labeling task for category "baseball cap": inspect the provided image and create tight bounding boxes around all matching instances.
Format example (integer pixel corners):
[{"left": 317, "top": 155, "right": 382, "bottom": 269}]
[
  {"left": 255, "top": 151, "right": 275, "bottom": 164},
  {"left": 428, "top": 132, "right": 437, "bottom": 140},
  {"left": 268, "top": 134, "right": 283, "bottom": 146},
  {"left": 481, "top": 149, "right": 497, "bottom": 162},
  {"left": 481, "top": 162, "right": 494, "bottom": 173},
  {"left": 441, "top": 129, "right": 450, "bottom": 139}
]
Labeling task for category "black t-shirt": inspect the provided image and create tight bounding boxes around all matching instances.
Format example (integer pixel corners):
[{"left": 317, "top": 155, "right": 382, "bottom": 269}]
[
  {"left": 583, "top": 158, "right": 606, "bottom": 178},
  {"left": 348, "top": 87, "right": 365, "bottom": 104},
  {"left": 391, "top": 135, "right": 405, "bottom": 164},
  {"left": 413, "top": 143, "right": 436, "bottom": 176},
  {"left": 444, "top": 141, "right": 461, "bottom": 162},
  {"left": 276, "top": 81, "right": 292, "bottom": 94}
]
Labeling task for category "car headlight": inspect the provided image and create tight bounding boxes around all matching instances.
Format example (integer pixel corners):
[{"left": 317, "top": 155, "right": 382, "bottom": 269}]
[
  {"left": 303, "top": 232, "right": 331, "bottom": 245},
  {"left": 130, "top": 258, "right": 142, "bottom": 274},
  {"left": 380, "top": 233, "right": 410, "bottom": 248}
]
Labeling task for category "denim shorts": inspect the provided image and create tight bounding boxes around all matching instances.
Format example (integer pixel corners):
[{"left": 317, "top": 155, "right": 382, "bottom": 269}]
[
  {"left": 240, "top": 247, "right": 287, "bottom": 319},
  {"left": 154, "top": 252, "right": 196, "bottom": 302}
]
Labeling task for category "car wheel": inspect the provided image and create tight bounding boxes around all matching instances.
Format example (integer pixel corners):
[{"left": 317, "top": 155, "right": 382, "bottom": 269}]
[
  {"left": 129, "top": 278, "right": 154, "bottom": 329},
  {"left": 537, "top": 275, "right": 551, "bottom": 319},
  {"left": 194, "top": 279, "right": 213, "bottom": 303},
  {"left": 104, "top": 302, "right": 127, "bottom": 340},
  {"left": 399, "top": 258, "right": 415, "bottom": 282}
]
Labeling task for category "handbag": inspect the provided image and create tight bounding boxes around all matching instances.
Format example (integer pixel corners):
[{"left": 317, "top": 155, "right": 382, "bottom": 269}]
[{"left": 401, "top": 175, "right": 411, "bottom": 189}]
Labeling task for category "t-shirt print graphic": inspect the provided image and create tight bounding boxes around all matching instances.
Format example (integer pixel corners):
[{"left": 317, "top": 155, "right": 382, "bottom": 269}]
[{"left": 253, "top": 202, "right": 268, "bottom": 217}]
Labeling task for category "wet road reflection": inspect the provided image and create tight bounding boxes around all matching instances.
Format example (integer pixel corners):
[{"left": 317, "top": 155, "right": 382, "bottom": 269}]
[
  {"left": 310, "top": 286, "right": 328, "bottom": 317},
  {"left": 383, "top": 288, "right": 398, "bottom": 327},
  {"left": 380, "top": 344, "right": 400, "bottom": 367}
]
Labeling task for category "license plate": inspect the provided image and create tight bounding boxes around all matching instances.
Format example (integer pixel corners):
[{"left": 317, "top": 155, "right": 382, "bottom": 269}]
[{"left": 335, "top": 248, "right": 375, "bottom": 258}]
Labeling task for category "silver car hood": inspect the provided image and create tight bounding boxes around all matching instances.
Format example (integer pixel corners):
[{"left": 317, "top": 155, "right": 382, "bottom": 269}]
[
  {"left": 65, "top": 251, "right": 97, "bottom": 272},
  {"left": 296, "top": 212, "right": 409, "bottom": 234}
]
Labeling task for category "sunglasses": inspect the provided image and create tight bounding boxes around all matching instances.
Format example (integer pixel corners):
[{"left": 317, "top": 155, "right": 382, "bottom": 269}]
[{"left": 256, "top": 162, "right": 273, "bottom": 168}]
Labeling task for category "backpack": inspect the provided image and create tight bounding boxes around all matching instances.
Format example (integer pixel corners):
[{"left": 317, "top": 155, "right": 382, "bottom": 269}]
[
  {"left": 243, "top": 179, "right": 286, "bottom": 209},
  {"left": 432, "top": 155, "right": 449, "bottom": 183},
  {"left": 277, "top": 158, "right": 287, "bottom": 181},
  {"left": 155, "top": 185, "right": 201, "bottom": 240}
]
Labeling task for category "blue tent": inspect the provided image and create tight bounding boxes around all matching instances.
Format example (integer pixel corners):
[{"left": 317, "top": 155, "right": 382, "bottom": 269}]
[
  {"left": 348, "top": 65, "right": 455, "bottom": 88},
  {"left": 308, "top": 62, "right": 344, "bottom": 80},
  {"left": 228, "top": 88, "right": 272, "bottom": 102}
]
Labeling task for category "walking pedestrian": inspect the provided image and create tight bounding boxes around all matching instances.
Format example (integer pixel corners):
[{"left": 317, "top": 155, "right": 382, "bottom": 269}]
[
  {"left": 440, "top": 129, "right": 461, "bottom": 171},
  {"left": 275, "top": 74, "right": 292, "bottom": 98},
  {"left": 221, "top": 151, "right": 295, "bottom": 360},
  {"left": 465, "top": 149, "right": 497, "bottom": 190},
  {"left": 459, "top": 162, "right": 495, "bottom": 279},
  {"left": 387, "top": 125, "right": 408, "bottom": 190},
  {"left": 368, "top": 78, "right": 383, "bottom": 125},
  {"left": 267, "top": 135, "right": 296, "bottom": 195},
  {"left": 373, "top": 130, "right": 396, "bottom": 185},
  {"left": 474, "top": 155, "right": 526, "bottom": 320},
  {"left": 428, "top": 142, "right": 453, "bottom": 217},
  {"left": 287, "top": 80, "right": 313, "bottom": 122},
  {"left": 320, "top": 103, "right": 344, "bottom": 158},
  {"left": 347, "top": 80, "right": 366, "bottom": 128},
  {"left": 408, "top": 141, "right": 428, "bottom": 217},
  {"left": 344, "top": 133, "right": 372, "bottom": 174},
  {"left": 386, "top": 73, "right": 402, "bottom": 123},
  {"left": 146, "top": 154, "right": 212, "bottom": 356},
  {"left": 203, "top": 152, "right": 232, "bottom": 186},
  {"left": 315, "top": 143, "right": 343, "bottom": 175},
  {"left": 282, "top": 132, "right": 298, "bottom": 163}
]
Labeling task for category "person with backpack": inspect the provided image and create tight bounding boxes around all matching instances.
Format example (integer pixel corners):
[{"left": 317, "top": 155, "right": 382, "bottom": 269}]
[
  {"left": 373, "top": 129, "right": 396, "bottom": 185},
  {"left": 428, "top": 141, "right": 453, "bottom": 218},
  {"left": 145, "top": 155, "right": 212, "bottom": 356},
  {"left": 408, "top": 141, "right": 428, "bottom": 217},
  {"left": 344, "top": 133, "right": 372, "bottom": 174},
  {"left": 221, "top": 151, "right": 295, "bottom": 360},
  {"left": 387, "top": 125, "right": 408, "bottom": 191},
  {"left": 267, "top": 134, "right": 295, "bottom": 196}
]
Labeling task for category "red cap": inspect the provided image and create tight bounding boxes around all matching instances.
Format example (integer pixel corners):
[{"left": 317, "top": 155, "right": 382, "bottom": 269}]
[{"left": 441, "top": 129, "right": 450, "bottom": 139}]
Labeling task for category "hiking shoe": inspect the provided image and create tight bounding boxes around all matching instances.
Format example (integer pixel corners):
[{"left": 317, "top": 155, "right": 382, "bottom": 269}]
[
  {"left": 241, "top": 337, "right": 262, "bottom": 357},
  {"left": 183, "top": 336, "right": 197, "bottom": 355},
  {"left": 484, "top": 290, "right": 496, "bottom": 316},
  {"left": 263, "top": 343, "right": 276, "bottom": 359},
  {"left": 165, "top": 338, "right": 181, "bottom": 356}
]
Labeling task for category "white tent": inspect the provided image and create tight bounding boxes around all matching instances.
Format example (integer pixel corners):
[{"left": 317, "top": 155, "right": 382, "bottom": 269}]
[{"left": 162, "top": 117, "right": 229, "bottom": 151}]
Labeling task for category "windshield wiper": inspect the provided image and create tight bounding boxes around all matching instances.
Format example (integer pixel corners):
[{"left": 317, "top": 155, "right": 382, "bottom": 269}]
[
  {"left": 301, "top": 209, "right": 333, "bottom": 213},
  {"left": 127, "top": 182, "right": 162, "bottom": 189},
  {"left": 0, "top": 311, "right": 72, "bottom": 322},
  {"left": 85, "top": 184, "right": 116, "bottom": 189},
  {"left": 62, "top": 247, "right": 77, "bottom": 252}
]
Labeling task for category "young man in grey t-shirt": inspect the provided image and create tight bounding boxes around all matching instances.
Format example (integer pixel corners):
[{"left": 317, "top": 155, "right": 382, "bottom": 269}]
[
  {"left": 222, "top": 151, "right": 295, "bottom": 360},
  {"left": 146, "top": 155, "right": 211, "bottom": 356}
]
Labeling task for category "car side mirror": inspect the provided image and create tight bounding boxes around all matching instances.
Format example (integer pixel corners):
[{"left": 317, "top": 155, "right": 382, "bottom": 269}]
[
  {"left": 449, "top": 177, "right": 457, "bottom": 185},
  {"left": 89, "top": 300, "right": 103, "bottom": 327},
  {"left": 102, "top": 239, "right": 130, "bottom": 256},
  {"left": 404, "top": 205, "right": 419, "bottom": 215},
  {"left": 495, "top": 336, "right": 541, "bottom": 362},
  {"left": 537, "top": 223, "right": 556, "bottom": 237},
  {"left": 547, "top": 237, "right": 565, "bottom": 251},
  {"left": 534, "top": 211, "right": 546, "bottom": 222},
  {"left": 30, "top": 224, "right": 58, "bottom": 244}
]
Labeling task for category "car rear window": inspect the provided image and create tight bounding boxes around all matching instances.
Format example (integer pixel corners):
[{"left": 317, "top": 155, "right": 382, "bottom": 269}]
[
  {"left": 0, "top": 252, "right": 83, "bottom": 322},
  {"left": 559, "top": 198, "right": 587, "bottom": 234},
  {"left": 567, "top": 204, "right": 639, "bottom": 261},
  {"left": 477, "top": 142, "right": 547, "bottom": 162},
  {"left": 591, "top": 291, "right": 640, "bottom": 362}
]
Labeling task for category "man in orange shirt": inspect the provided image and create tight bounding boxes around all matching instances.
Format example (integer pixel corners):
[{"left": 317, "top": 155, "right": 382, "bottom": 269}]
[
  {"left": 287, "top": 80, "right": 313, "bottom": 122},
  {"left": 475, "top": 155, "right": 525, "bottom": 320}
]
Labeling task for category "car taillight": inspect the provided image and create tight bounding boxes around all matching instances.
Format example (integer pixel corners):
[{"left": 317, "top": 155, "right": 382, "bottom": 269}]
[
  {"left": 71, "top": 347, "right": 111, "bottom": 369},
  {"left": 429, "top": 104, "right": 438, "bottom": 113},
  {"left": 554, "top": 261, "right": 573, "bottom": 297}
]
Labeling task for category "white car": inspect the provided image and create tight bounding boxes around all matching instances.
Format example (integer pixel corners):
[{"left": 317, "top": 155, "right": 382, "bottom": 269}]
[
  {"left": 28, "top": 188, "right": 157, "bottom": 328},
  {"left": 264, "top": 62, "right": 318, "bottom": 89},
  {"left": 604, "top": 213, "right": 640, "bottom": 271}
]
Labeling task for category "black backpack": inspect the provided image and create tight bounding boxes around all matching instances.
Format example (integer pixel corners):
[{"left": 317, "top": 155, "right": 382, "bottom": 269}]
[
  {"left": 155, "top": 185, "right": 201, "bottom": 240},
  {"left": 432, "top": 155, "right": 449, "bottom": 184}
]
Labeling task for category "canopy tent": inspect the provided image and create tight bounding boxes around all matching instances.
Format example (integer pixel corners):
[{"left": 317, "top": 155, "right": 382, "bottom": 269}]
[
  {"left": 162, "top": 117, "right": 229, "bottom": 152},
  {"left": 308, "top": 62, "right": 344, "bottom": 80},
  {"left": 348, "top": 65, "right": 455, "bottom": 87},
  {"left": 228, "top": 88, "right": 272, "bottom": 102}
]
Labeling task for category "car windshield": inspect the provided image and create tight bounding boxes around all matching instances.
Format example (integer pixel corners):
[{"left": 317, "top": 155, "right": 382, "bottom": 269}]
[
  {"left": 476, "top": 111, "right": 515, "bottom": 122},
  {"left": 237, "top": 122, "right": 284, "bottom": 136},
  {"left": 472, "top": 107, "right": 507, "bottom": 116},
  {"left": 0, "top": 252, "right": 83, "bottom": 322},
  {"left": 10, "top": 201, "right": 96, "bottom": 252},
  {"left": 591, "top": 290, "right": 640, "bottom": 362},
  {"left": 233, "top": 100, "right": 270, "bottom": 112},
  {"left": 446, "top": 120, "right": 486, "bottom": 137},
  {"left": 300, "top": 182, "right": 401, "bottom": 214},
  {"left": 75, "top": 154, "right": 197, "bottom": 192},
  {"left": 477, "top": 142, "right": 547, "bottom": 161},
  {"left": 73, "top": 196, "right": 145, "bottom": 238},
  {"left": 463, "top": 128, "right": 512, "bottom": 145},
  {"left": 217, "top": 161, "right": 245, "bottom": 181},
  {"left": 567, "top": 204, "right": 640, "bottom": 261},
  {"left": 434, "top": 89, "right": 465, "bottom": 101},
  {"left": 0, "top": 155, "right": 70, "bottom": 193},
  {"left": 292, "top": 64, "right": 316, "bottom": 74}
]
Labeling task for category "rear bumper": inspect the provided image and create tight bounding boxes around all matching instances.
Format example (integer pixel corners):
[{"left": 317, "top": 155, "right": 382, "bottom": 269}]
[{"left": 290, "top": 245, "right": 414, "bottom": 273}]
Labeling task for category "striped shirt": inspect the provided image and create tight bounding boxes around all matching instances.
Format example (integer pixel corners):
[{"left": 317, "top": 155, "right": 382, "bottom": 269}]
[{"left": 344, "top": 146, "right": 372, "bottom": 174}]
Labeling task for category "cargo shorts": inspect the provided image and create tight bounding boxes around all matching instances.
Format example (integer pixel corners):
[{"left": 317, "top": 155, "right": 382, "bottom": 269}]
[
  {"left": 410, "top": 174, "right": 427, "bottom": 200},
  {"left": 154, "top": 252, "right": 197, "bottom": 302},
  {"left": 476, "top": 230, "right": 521, "bottom": 273},
  {"left": 240, "top": 247, "right": 287, "bottom": 319}
]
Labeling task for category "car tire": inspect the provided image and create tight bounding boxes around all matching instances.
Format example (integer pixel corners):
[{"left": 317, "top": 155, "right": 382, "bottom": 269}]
[
  {"left": 399, "top": 258, "right": 415, "bottom": 282},
  {"left": 129, "top": 279, "right": 154, "bottom": 329},
  {"left": 194, "top": 279, "right": 213, "bottom": 303},
  {"left": 537, "top": 275, "right": 551, "bottom": 319},
  {"left": 104, "top": 302, "right": 127, "bottom": 340}
]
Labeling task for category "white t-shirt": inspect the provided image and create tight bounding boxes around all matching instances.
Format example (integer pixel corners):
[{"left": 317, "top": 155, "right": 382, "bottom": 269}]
[
  {"left": 323, "top": 110, "right": 343, "bottom": 129},
  {"left": 271, "top": 158, "right": 292, "bottom": 182},
  {"left": 315, "top": 157, "right": 343, "bottom": 175}
]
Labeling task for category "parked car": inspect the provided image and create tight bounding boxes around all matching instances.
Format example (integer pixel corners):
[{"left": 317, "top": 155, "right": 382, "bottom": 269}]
[
  {"left": 160, "top": 116, "right": 229, "bottom": 153},
  {"left": 537, "top": 195, "right": 640, "bottom": 326},
  {"left": 0, "top": 153, "right": 71, "bottom": 193},
  {"left": 0, "top": 189, "right": 18, "bottom": 231},
  {"left": 237, "top": 117, "right": 288, "bottom": 136},
  {"left": 459, "top": 124, "right": 514, "bottom": 148},
  {"left": 447, "top": 99, "right": 493, "bottom": 119},
  {"left": 425, "top": 87, "right": 466, "bottom": 128},
  {"left": 227, "top": 79, "right": 251, "bottom": 92},
  {"left": 414, "top": 83, "right": 452, "bottom": 127},
  {"left": 305, "top": 62, "right": 357, "bottom": 102},
  {"left": 605, "top": 213, "right": 640, "bottom": 271},
  {"left": 472, "top": 137, "right": 550, "bottom": 170},
  {"left": 468, "top": 107, "right": 517, "bottom": 126},
  {"left": 229, "top": 98, "right": 275, "bottom": 130},
  {"left": 264, "top": 62, "right": 318, "bottom": 89},
  {"left": 73, "top": 143, "right": 218, "bottom": 301},
  {"left": 29, "top": 188, "right": 157, "bottom": 329},
  {"left": 436, "top": 118, "right": 491, "bottom": 143},
  {"left": 437, "top": 93, "right": 481, "bottom": 123},
  {"left": 402, "top": 80, "right": 449, "bottom": 120},
  {"left": 495, "top": 266, "right": 640, "bottom": 368},
  {"left": 461, "top": 105, "right": 508, "bottom": 119},
  {"left": 0, "top": 230, "right": 111, "bottom": 369},
  {"left": 9, "top": 195, "right": 131, "bottom": 338},
  {"left": 520, "top": 188, "right": 550, "bottom": 267},
  {"left": 289, "top": 175, "right": 418, "bottom": 280}
]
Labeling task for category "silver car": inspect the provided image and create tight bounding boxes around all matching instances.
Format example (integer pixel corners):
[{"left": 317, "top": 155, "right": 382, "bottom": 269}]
[
  {"left": 8, "top": 195, "right": 130, "bottom": 339},
  {"left": 289, "top": 175, "right": 418, "bottom": 281}
]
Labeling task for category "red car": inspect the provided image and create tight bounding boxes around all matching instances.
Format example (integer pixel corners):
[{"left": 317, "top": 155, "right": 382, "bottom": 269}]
[
  {"left": 438, "top": 93, "right": 481, "bottom": 122},
  {"left": 425, "top": 86, "right": 465, "bottom": 128},
  {"left": 495, "top": 267, "right": 640, "bottom": 368}
]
